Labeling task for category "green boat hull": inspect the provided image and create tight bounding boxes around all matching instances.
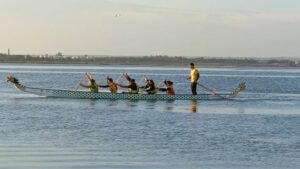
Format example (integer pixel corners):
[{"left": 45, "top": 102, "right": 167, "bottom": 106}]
[{"left": 15, "top": 85, "right": 226, "bottom": 100}]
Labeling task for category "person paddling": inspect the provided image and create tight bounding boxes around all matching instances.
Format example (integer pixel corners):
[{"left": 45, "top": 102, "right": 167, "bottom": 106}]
[
  {"left": 99, "top": 77, "right": 118, "bottom": 93},
  {"left": 158, "top": 80, "right": 175, "bottom": 95},
  {"left": 140, "top": 76, "right": 156, "bottom": 95},
  {"left": 78, "top": 72, "right": 99, "bottom": 93},
  {"left": 187, "top": 63, "right": 200, "bottom": 95},
  {"left": 117, "top": 73, "right": 139, "bottom": 94},
  {"left": 79, "top": 78, "right": 99, "bottom": 93}
]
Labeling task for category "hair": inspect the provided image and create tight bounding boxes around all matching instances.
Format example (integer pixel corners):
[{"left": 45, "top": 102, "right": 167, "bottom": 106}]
[
  {"left": 165, "top": 80, "right": 173, "bottom": 85},
  {"left": 167, "top": 81, "right": 173, "bottom": 85},
  {"left": 130, "top": 79, "right": 135, "bottom": 82},
  {"left": 107, "top": 78, "right": 113, "bottom": 82},
  {"left": 147, "top": 79, "right": 153, "bottom": 83},
  {"left": 190, "top": 62, "right": 195, "bottom": 66},
  {"left": 90, "top": 79, "right": 95, "bottom": 83}
]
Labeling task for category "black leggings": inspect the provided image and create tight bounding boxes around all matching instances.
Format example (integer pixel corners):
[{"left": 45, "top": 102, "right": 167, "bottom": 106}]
[{"left": 191, "top": 82, "right": 197, "bottom": 95}]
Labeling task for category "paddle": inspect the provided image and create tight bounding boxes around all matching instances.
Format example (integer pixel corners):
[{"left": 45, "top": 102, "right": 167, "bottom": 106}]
[
  {"left": 137, "top": 75, "right": 145, "bottom": 87},
  {"left": 73, "top": 80, "right": 83, "bottom": 91},
  {"left": 197, "top": 83, "right": 228, "bottom": 99},
  {"left": 197, "top": 82, "right": 246, "bottom": 99},
  {"left": 156, "top": 77, "right": 166, "bottom": 90},
  {"left": 73, "top": 74, "right": 86, "bottom": 91},
  {"left": 86, "top": 72, "right": 93, "bottom": 80},
  {"left": 115, "top": 73, "right": 124, "bottom": 84}
]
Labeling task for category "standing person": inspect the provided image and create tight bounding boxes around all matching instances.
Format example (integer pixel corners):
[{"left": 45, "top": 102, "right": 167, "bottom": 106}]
[{"left": 187, "top": 63, "right": 200, "bottom": 95}]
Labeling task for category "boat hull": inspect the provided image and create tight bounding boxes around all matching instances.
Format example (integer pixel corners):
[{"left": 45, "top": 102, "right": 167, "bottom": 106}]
[{"left": 18, "top": 86, "right": 225, "bottom": 100}]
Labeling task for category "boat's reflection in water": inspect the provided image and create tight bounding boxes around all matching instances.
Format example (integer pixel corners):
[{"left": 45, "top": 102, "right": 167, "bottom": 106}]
[
  {"left": 88, "top": 99, "right": 249, "bottom": 115},
  {"left": 95, "top": 99, "right": 200, "bottom": 113},
  {"left": 161, "top": 100, "right": 199, "bottom": 113}
]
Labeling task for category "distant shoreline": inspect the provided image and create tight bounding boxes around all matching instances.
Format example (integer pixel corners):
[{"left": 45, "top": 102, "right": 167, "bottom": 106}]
[
  {"left": 1, "top": 54, "right": 299, "bottom": 68},
  {"left": 1, "top": 62, "right": 300, "bottom": 69}
]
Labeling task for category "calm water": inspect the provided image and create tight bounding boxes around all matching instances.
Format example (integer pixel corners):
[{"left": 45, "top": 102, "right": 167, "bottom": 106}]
[{"left": 0, "top": 64, "right": 299, "bottom": 169}]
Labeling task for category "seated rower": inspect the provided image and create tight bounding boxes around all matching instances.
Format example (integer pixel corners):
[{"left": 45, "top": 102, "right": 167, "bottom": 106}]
[
  {"left": 99, "top": 77, "right": 118, "bottom": 93},
  {"left": 158, "top": 80, "right": 175, "bottom": 95},
  {"left": 5, "top": 75, "right": 25, "bottom": 89},
  {"left": 117, "top": 73, "right": 139, "bottom": 94},
  {"left": 80, "top": 78, "right": 99, "bottom": 93},
  {"left": 140, "top": 78, "right": 156, "bottom": 95},
  {"left": 85, "top": 72, "right": 100, "bottom": 88}
]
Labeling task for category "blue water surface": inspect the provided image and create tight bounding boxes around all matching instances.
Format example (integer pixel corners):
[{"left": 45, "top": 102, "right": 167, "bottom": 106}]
[{"left": 0, "top": 64, "right": 299, "bottom": 169}]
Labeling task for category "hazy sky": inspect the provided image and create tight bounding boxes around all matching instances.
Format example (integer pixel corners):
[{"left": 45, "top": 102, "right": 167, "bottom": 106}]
[{"left": 0, "top": 0, "right": 299, "bottom": 58}]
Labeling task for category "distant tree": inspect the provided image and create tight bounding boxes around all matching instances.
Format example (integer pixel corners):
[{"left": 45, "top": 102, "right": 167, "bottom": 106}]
[{"left": 56, "top": 52, "right": 63, "bottom": 57}]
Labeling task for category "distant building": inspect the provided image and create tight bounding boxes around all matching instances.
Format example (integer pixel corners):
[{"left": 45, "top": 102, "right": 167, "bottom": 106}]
[{"left": 8, "top": 49, "right": 10, "bottom": 55}]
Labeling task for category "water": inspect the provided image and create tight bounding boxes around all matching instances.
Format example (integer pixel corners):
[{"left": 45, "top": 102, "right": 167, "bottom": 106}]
[{"left": 0, "top": 64, "right": 299, "bottom": 169}]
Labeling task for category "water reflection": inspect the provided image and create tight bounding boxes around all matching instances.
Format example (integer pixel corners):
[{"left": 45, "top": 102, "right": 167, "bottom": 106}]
[
  {"left": 190, "top": 100, "right": 198, "bottom": 113},
  {"left": 125, "top": 100, "right": 139, "bottom": 107},
  {"left": 88, "top": 99, "right": 97, "bottom": 106},
  {"left": 106, "top": 100, "right": 119, "bottom": 106}
]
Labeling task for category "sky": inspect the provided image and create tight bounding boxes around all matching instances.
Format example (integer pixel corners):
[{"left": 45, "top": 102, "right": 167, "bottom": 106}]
[{"left": 0, "top": 0, "right": 299, "bottom": 58}]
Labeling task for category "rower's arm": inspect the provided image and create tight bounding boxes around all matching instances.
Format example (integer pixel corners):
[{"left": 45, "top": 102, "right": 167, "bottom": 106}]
[
  {"left": 79, "top": 83, "right": 89, "bottom": 88},
  {"left": 117, "top": 83, "right": 128, "bottom": 88},
  {"left": 158, "top": 88, "right": 167, "bottom": 92},
  {"left": 123, "top": 73, "right": 131, "bottom": 81},
  {"left": 196, "top": 72, "right": 200, "bottom": 81},
  {"left": 85, "top": 72, "right": 93, "bottom": 81},
  {"left": 144, "top": 75, "right": 149, "bottom": 82},
  {"left": 99, "top": 85, "right": 109, "bottom": 88}
]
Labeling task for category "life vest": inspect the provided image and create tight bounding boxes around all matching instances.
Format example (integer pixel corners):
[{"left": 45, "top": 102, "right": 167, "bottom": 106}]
[
  {"left": 146, "top": 84, "right": 157, "bottom": 95},
  {"left": 108, "top": 82, "right": 118, "bottom": 93},
  {"left": 166, "top": 86, "right": 175, "bottom": 95},
  {"left": 88, "top": 84, "right": 99, "bottom": 93},
  {"left": 128, "top": 83, "right": 139, "bottom": 94}
]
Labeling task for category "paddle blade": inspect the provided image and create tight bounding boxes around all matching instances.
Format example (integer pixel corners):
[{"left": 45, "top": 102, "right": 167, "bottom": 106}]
[{"left": 87, "top": 72, "right": 93, "bottom": 79}]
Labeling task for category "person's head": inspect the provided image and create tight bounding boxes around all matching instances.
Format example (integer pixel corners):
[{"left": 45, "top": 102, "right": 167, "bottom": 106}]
[
  {"left": 190, "top": 62, "right": 195, "bottom": 69},
  {"left": 146, "top": 79, "right": 153, "bottom": 84},
  {"left": 149, "top": 79, "right": 154, "bottom": 85},
  {"left": 165, "top": 80, "right": 173, "bottom": 86},
  {"left": 130, "top": 79, "right": 135, "bottom": 84},
  {"left": 90, "top": 79, "right": 96, "bottom": 84},
  {"left": 107, "top": 78, "right": 113, "bottom": 83}
]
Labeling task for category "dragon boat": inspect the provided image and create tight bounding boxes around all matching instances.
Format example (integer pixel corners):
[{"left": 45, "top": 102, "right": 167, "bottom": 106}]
[{"left": 5, "top": 76, "right": 246, "bottom": 100}]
